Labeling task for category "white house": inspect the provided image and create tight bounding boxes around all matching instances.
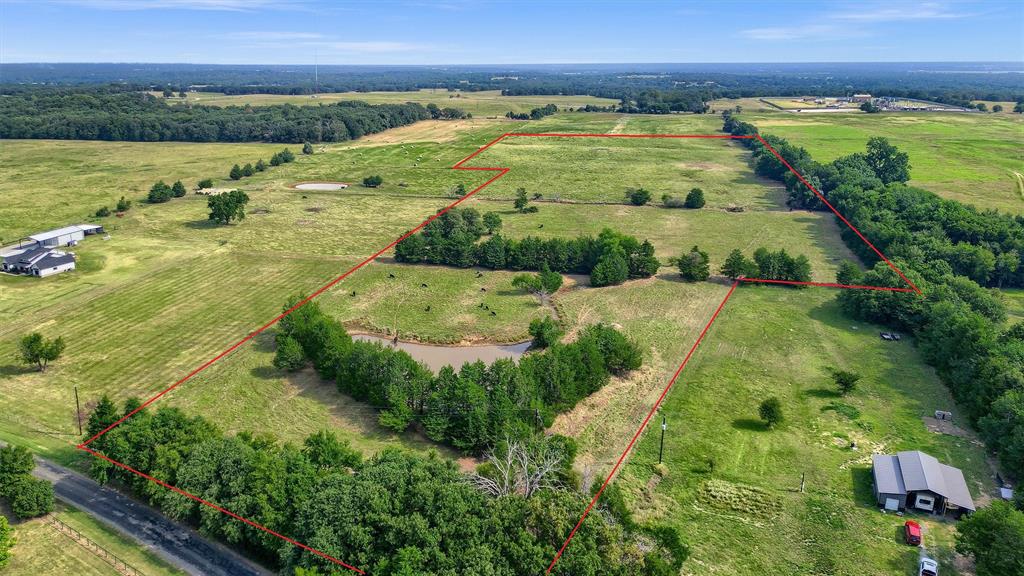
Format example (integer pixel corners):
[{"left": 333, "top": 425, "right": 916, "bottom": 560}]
[{"left": 1, "top": 247, "right": 76, "bottom": 277}]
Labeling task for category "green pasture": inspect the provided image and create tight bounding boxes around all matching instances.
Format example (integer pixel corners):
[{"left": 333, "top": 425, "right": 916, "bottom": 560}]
[
  {"left": 607, "top": 287, "right": 996, "bottom": 576},
  {"left": 744, "top": 111, "right": 1024, "bottom": 213},
  {"left": 157, "top": 89, "right": 620, "bottom": 117}
]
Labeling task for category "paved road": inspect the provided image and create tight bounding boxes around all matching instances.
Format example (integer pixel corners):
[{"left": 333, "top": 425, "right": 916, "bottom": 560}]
[{"left": 29, "top": 453, "right": 272, "bottom": 576}]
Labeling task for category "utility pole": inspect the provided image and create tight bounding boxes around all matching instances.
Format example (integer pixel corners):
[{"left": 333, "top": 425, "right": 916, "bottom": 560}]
[
  {"left": 658, "top": 415, "right": 666, "bottom": 464},
  {"left": 74, "top": 385, "right": 82, "bottom": 436}
]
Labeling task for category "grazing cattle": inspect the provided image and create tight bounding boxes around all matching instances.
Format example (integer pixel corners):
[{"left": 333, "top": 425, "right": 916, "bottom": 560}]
[
  {"left": 421, "top": 283, "right": 428, "bottom": 288},
  {"left": 490, "top": 310, "right": 497, "bottom": 316},
  {"left": 481, "top": 287, "right": 487, "bottom": 292},
  {"left": 476, "top": 272, "right": 483, "bottom": 278},
  {"left": 538, "top": 224, "right": 544, "bottom": 229},
  {"left": 351, "top": 290, "right": 356, "bottom": 296},
  {"left": 479, "top": 303, "right": 485, "bottom": 308},
  {"left": 388, "top": 273, "right": 395, "bottom": 278}
]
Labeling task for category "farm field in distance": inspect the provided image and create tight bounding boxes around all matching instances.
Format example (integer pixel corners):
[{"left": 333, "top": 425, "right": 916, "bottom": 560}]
[
  {"left": 154, "top": 88, "right": 620, "bottom": 117},
  {"left": 0, "top": 101, "right": 1017, "bottom": 575}
]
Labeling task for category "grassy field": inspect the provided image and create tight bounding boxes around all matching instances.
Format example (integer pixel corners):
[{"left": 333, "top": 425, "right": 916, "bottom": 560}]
[
  {"left": 1, "top": 503, "right": 183, "bottom": 576},
  {"left": 1, "top": 107, "right": 1016, "bottom": 575},
  {"left": 155, "top": 89, "right": 620, "bottom": 117},
  {"left": 597, "top": 287, "right": 998, "bottom": 576},
  {"left": 739, "top": 110, "right": 1024, "bottom": 213},
  {"left": 0, "top": 140, "right": 287, "bottom": 241}
]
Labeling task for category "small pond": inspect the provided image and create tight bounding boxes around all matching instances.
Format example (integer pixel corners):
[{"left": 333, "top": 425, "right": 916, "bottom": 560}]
[
  {"left": 293, "top": 182, "right": 349, "bottom": 191},
  {"left": 353, "top": 334, "right": 530, "bottom": 372}
]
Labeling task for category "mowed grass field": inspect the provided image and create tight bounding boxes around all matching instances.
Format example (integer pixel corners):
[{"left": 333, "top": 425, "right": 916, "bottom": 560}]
[
  {"left": 738, "top": 110, "right": 1024, "bottom": 213},
  {"left": 1, "top": 503, "right": 183, "bottom": 576},
  {"left": 155, "top": 89, "right": 620, "bottom": 117}
]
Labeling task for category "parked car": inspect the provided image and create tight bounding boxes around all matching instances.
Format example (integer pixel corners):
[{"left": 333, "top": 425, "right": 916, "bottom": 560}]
[
  {"left": 904, "top": 520, "right": 922, "bottom": 545},
  {"left": 919, "top": 557, "right": 938, "bottom": 576}
]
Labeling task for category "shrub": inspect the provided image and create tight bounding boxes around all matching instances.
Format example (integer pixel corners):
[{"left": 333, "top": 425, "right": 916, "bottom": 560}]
[
  {"left": 273, "top": 335, "right": 306, "bottom": 371},
  {"left": 229, "top": 164, "right": 242, "bottom": 180},
  {"left": 116, "top": 196, "right": 132, "bottom": 211},
  {"left": 759, "top": 397, "right": 783, "bottom": 428},
  {"left": 95, "top": 206, "right": 111, "bottom": 217},
  {"left": 363, "top": 175, "right": 383, "bottom": 187},
  {"left": 627, "top": 187, "right": 652, "bottom": 206},
  {"left": 662, "top": 194, "right": 686, "bottom": 208},
  {"left": 302, "top": 142, "right": 314, "bottom": 155},
  {"left": 483, "top": 211, "right": 502, "bottom": 234},
  {"left": 148, "top": 180, "right": 173, "bottom": 203},
  {"left": 831, "top": 369, "right": 861, "bottom": 395},
  {"left": 171, "top": 180, "right": 186, "bottom": 197},
  {"left": 241, "top": 163, "right": 255, "bottom": 177},
  {"left": 529, "top": 316, "right": 562, "bottom": 349},
  {"left": 677, "top": 246, "right": 710, "bottom": 282},
  {"left": 8, "top": 476, "right": 53, "bottom": 519},
  {"left": 197, "top": 178, "right": 214, "bottom": 189},
  {"left": 684, "top": 187, "right": 705, "bottom": 209}
]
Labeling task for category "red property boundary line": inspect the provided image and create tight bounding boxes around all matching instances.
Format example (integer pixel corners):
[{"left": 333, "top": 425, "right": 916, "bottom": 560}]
[{"left": 75, "top": 131, "right": 922, "bottom": 575}]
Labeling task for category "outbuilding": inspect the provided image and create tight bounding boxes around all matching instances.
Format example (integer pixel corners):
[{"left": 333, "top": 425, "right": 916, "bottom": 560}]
[
  {"left": 23, "top": 224, "right": 104, "bottom": 248},
  {"left": 871, "top": 451, "right": 975, "bottom": 518}
]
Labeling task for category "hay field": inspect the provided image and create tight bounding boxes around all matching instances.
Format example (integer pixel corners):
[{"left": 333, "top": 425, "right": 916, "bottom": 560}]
[{"left": 157, "top": 89, "right": 620, "bottom": 117}]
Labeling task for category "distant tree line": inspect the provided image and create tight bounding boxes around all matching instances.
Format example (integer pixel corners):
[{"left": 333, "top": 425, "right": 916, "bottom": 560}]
[
  {"left": 394, "top": 208, "right": 660, "bottom": 287},
  {"left": 0, "top": 88, "right": 434, "bottom": 143},
  {"left": 84, "top": 398, "right": 683, "bottom": 575},
  {"left": 722, "top": 112, "right": 1024, "bottom": 480},
  {"left": 275, "top": 295, "right": 642, "bottom": 454}
]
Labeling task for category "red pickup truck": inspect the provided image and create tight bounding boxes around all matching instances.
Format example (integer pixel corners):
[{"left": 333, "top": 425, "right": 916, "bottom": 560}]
[{"left": 904, "top": 520, "right": 922, "bottom": 545}]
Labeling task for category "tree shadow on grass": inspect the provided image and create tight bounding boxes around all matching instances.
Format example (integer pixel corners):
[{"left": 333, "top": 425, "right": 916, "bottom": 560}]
[
  {"left": 850, "top": 466, "right": 879, "bottom": 508},
  {"left": 183, "top": 219, "right": 218, "bottom": 230},
  {"left": 732, "top": 417, "right": 768, "bottom": 432},
  {"left": 250, "top": 365, "right": 282, "bottom": 380},
  {"left": 0, "top": 364, "right": 34, "bottom": 377},
  {"left": 804, "top": 387, "right": 841, "bottom": 399}
]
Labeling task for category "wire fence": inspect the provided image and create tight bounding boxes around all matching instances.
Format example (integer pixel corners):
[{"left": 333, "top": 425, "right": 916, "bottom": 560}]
[{"left": 46, "top": 514, "right": 147, "bottom": 576}]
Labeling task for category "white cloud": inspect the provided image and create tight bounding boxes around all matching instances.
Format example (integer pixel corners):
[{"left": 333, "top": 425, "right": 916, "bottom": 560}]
[
  {"left": 739, "top": 24, "right": 869, "bottom": 42},
  {"left": 310, "top": 41, "right": 431, "bottom": 54},
  {"left": 831, "top": 2, "right": 976, "bottom": 22}
]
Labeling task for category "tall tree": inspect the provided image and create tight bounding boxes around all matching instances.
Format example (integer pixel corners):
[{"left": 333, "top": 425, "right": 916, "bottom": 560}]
[
  {"left": 18, "top": 333, "right": 65, "bottom": 372},
  {"left": 677, "top": 246, "right": 710, "bottom": 282},
  {"left": 207, "top": 190, "right": 249, "bottom": 224},
  {"left": 865, "top": 136, "right": 911, "bottom": 184},
  {"left": 720, "top": 249, "right": 756, "bottom": 280}
]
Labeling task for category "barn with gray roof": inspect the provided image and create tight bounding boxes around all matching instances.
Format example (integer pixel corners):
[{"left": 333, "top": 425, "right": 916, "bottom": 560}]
[{"left": 871, "top": 450, "right": 975, "bottom": 518}]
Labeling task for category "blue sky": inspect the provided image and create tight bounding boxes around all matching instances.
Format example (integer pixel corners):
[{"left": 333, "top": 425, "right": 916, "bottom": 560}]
[{"left": 2, "top": 1, "right": 1022, "bottom": 64}]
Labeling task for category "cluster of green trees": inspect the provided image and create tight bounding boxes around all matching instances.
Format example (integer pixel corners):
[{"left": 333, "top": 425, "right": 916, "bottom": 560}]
[
  {"left": 0, "top": 90, "right": 434, "bottom": 143},
  {"left": 275, "top": 296, "right": 642, "bottom": 454},
  {"left": 230, "top": 148, "right": 294, "bottom": 180},
  {"left": 425, "top": 102, "right": 469, "bottom": 119},
  {"left": 724, "top": 112, "right": 1024, "bottom": 289},
  {"left": 147, "top": 179, "right": 187, "bottom": 203},
  {"left": 0, "top": 445, "right": 54, "bottom": 520},
  {"left": 395, "top": 208, "right": 659, "bottom": 287},
  {"left": 955, "top": 500, "right": 1024, "bottom": 576},
  {"left": 208, "top": 190, "right": 249, "bottom": 225},
  {"left": 722, "top": 113, "right": 1024, "bottom": 481},
  {"left": 505, "top": 103, "right": 558, "bottom": 120},
  {"left": 85, "top": 398, "right": 681, "bottom": 575},
  {"left": 0, "top": 515, "right": 10, "bottom": 569}
]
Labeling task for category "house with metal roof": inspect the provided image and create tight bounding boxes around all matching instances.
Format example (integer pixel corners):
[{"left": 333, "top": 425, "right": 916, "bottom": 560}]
[{"left": 872, "top": 451, "right": 975, "bottom": 518}]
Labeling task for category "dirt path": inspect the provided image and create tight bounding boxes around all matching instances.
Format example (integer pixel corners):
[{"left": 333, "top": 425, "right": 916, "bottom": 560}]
[{"left": 1012, "top": 170, "right": 1023, "bottom": 201}]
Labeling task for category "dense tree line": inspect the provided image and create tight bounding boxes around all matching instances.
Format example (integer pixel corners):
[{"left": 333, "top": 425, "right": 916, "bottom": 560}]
[
  {"left": 722, "top": 113, "right": 1024, "bottom": 480},
  {"left": 395, "top": 208, "right": 659, "bottom": 287},
  {"left": 0, "top": 89, "right": 432, "bottom": 143},
  {"left": 275, "top": 296, "right": 642, "bottom": 454},
  {"left": 85, "top": 397, "right": 682, "bottom": 575}
]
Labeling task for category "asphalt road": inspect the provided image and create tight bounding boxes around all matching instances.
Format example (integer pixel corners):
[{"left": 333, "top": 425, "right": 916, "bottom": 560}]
[{"left": 29, "top": 453, "right": 272, "bottom": 576}]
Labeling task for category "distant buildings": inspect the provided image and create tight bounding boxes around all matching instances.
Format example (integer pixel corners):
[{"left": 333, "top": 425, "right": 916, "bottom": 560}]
[
  {"left": 872, "top": 451, "right": 975, "bottom": 518},
  {"left": 1, "top": 224, "right": 104, "bottom": 278},
  {"left": 851, "top": 93, "right": 873, "bottom": 102}
]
